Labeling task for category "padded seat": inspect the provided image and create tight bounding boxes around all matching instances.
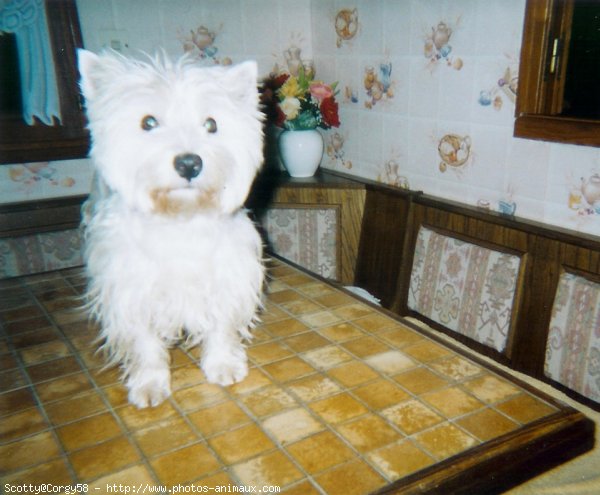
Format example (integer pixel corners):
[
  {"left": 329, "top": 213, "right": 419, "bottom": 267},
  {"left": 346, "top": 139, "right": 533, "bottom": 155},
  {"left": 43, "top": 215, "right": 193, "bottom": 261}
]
[
  {"left": 408, "top": 226, "right": 522, "bottom": 353},
  {"left": 545, "top": 271, "right": 600, "bottom": 404}
]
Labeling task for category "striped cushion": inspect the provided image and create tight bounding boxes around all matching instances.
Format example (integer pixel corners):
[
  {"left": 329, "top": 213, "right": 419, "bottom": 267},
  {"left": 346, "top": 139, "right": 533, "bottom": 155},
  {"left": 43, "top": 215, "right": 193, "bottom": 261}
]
[
  {"left": 262, "top": 207, "right": 338, "bottom": 280},
  {"left": 545, "top": 272, "right": 600, "bottom": 403}
]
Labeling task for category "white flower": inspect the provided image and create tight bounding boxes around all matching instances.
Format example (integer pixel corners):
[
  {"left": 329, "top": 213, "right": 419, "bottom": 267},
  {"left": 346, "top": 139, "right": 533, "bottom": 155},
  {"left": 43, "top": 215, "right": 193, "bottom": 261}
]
[{"left": 280, "top": 97, "right": 301, "bottom": 120}]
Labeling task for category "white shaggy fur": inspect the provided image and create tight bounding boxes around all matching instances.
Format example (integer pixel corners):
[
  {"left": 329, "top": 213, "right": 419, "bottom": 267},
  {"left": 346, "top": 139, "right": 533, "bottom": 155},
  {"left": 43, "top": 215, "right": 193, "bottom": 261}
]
[{"left": 78, "top": 49, "right": 265, "bottom": 408}]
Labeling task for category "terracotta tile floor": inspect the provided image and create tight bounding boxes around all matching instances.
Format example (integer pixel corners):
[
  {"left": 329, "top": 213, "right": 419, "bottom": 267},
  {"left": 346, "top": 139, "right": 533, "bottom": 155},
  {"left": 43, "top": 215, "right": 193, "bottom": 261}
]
[{"left": 0, "top": 260, "right": 560, "bottom": 493}]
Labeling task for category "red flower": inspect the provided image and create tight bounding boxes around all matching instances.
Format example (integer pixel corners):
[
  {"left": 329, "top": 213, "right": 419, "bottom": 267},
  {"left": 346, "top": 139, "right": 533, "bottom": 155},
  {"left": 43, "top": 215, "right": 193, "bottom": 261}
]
[
  {"left": 320, "top": 97, "right": 340, "bottom": 128},
  {"left": 261, "top": 73, "right": 292, "bottom": 126},
  {"left": 272, "top": 73, "right": 290, "bottom": 89}
]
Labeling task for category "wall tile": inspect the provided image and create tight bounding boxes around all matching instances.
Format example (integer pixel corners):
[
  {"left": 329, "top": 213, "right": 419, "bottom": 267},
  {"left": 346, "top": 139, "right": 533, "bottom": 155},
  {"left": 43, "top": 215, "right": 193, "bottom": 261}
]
[
  {"left": 357, "top": 112, "right": 384, "bottom": 170},
  {"left": 380, "top": 114, "right": 410, "bottom": 186},
  {"left": 383, "top": 0, "right": 412, "bottom": 57},
  {"left": 356, "top": 0, "right": 384, "bottom": 56},
  {"left": 407, "top": 57, "right": 440, "bottom": 119},
  {"left": 406, "top": 118, "right": 438, "bottom": 178},
  {"left": 310, "top": 1, "right": 337, "bottom": 57},
  {"left": 466, "top": 123, "right": 508, "bottom": 191},
  {"left": 409, "top": 0, "right": 442, "bottom": 58},
  {"left": 241, "top": 0, "right": 283, "bottom": 59},
  {"left": 334, "top": 56, "right": 360, "bottom": 107},
  {"left": 506, "top": 138, "right": 551, "bottom": 202},
  {"left": 471, "top": 56, "right": 518, "bottom": 127},
  {"left": 437, "top": 55, "right": 476, "bottom": 123},
  {"left": 474, "top": 0, "right": 526, "bottom": 56},
  {"left": 111, "top": 0, "right": 163, "bottom": 53}
]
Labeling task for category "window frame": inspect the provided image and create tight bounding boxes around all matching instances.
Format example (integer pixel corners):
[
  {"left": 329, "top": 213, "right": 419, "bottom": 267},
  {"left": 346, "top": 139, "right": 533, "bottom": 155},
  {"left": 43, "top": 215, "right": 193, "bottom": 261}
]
[{"left": 0, "top": 0, "right": 89, "bottom": 164}]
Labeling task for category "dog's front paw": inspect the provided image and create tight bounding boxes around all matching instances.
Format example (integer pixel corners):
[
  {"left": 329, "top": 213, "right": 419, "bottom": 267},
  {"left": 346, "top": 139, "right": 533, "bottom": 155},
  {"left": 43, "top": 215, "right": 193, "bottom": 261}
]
[
  {"left": 126, "top": 369, "right": 171, "bottom": 408},
  {"left": 202, "top": 354, "right": 248, "bottom": 386}
]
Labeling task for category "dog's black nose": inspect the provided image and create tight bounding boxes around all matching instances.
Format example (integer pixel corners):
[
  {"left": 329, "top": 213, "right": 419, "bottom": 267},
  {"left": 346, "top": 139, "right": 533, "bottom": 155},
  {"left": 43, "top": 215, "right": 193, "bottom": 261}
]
[{"left": 174, "top": 153, "right": 203, "bottom": 181}]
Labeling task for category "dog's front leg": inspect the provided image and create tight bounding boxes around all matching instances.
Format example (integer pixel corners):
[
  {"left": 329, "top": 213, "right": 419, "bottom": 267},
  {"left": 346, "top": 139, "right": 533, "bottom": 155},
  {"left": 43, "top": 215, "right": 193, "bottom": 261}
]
[
  {"left": 200, "top": 329, "right": 248, "bottom": 386},
  {"left": 122, "top": 334, "right": 171, "bottom": 408}
]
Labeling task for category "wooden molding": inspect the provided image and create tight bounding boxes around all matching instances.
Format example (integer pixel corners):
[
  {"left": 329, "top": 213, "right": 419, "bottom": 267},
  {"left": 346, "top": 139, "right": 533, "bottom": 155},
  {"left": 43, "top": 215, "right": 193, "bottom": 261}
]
[{"left": 0, "top": 195, "right": 87, "bottom": 238}]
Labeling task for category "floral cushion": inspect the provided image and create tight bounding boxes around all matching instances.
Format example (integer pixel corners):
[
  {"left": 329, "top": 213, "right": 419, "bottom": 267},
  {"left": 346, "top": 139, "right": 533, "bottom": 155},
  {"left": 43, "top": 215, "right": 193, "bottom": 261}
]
[
  {"left": 545, "top": 272, "right": 600, "bottom": 403},
  {"left": 261, "top": 207, "right": 338, "bottom": 280},
  {"left": 408, "top": 226, "right": 521, "bottom": 353}
]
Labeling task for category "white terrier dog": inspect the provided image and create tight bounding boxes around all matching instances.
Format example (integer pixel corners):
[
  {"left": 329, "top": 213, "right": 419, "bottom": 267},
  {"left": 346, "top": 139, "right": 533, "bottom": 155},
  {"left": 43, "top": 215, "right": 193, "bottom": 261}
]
[{"left": 78, "top": 49, "right": 265, "bottom": 408}]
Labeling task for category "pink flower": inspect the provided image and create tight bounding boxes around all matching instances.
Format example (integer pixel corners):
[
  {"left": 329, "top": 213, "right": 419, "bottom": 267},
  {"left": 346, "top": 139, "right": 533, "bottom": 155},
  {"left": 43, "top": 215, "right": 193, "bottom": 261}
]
[{"left": 309, "top": 82, "right": 333, "bottom": 102}]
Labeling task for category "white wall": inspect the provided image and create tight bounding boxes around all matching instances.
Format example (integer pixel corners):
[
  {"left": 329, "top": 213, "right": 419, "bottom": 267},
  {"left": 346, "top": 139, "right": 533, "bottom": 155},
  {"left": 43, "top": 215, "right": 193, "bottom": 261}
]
[
  {"left": 311, "top": 0, "right": 600, "bottom": 236},
  {"left": 1, "top": 0, "right": 598, "bottom": 237}
]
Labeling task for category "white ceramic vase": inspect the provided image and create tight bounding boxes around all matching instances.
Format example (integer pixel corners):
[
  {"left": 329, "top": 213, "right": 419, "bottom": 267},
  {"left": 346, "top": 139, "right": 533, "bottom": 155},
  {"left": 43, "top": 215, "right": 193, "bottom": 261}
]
[{"left": 278, "top": 129, "right": 324, "bottom": 178}]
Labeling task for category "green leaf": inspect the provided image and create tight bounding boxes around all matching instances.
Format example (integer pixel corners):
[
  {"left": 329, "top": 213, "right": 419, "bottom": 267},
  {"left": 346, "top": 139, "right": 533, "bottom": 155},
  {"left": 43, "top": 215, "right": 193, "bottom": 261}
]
[
  {"left": 297, "top": 66, "right": 310, "bottom": 93},
  {"left": 284, "top": 111, "right": 318, "bottom": 130}
]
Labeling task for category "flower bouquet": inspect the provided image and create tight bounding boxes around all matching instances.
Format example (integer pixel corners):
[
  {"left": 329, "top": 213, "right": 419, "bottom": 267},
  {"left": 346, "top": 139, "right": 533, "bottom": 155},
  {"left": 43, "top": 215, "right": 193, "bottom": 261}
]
[{"left": 265, "top": 69, "right": 341, "bottom": 130}]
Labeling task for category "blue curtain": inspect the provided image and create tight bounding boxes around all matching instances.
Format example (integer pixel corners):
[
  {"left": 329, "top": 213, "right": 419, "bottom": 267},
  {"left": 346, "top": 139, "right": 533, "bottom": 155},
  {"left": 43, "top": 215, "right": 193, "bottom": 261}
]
[{"left": 0, "top": 0, "right": 61, "bottom": 125}]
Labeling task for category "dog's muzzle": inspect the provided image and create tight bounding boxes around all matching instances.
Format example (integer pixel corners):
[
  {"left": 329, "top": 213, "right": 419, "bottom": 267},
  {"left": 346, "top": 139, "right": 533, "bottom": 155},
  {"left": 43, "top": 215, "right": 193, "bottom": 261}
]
[{"left": 174, "top": 153, "right": 203, "bottom": 181}]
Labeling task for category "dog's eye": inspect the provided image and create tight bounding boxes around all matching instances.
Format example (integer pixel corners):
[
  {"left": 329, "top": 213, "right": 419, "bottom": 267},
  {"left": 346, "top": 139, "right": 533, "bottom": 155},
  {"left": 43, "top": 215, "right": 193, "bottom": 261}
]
[
  {"left": 204, "top": 117, "right": 217, "bottom": 133},
  {"left": 141, "top": 115, "right": 159, "bottom": 131}
]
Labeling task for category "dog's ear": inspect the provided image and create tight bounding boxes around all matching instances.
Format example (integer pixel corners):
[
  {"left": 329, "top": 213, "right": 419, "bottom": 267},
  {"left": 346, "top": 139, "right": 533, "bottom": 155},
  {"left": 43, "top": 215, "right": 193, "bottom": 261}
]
[
  {"left": 222, "top": 61, "right": 259, "bottom": 109},
  {"left": 77, "top": 49, "right": 101, "bottom": 100},
  {"left": 78, "top": 49, "right": 127, "bottom": 101}
]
